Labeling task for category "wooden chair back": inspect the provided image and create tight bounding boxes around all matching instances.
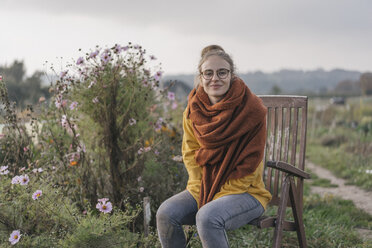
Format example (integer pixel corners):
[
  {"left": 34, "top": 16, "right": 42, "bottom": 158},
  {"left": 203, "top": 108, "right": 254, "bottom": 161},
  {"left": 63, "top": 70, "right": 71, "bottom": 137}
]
[
  {"left": 260, "top": 95, "right": 308, "bottom": 209},
  {"left": 253, "top": 95, "right": 309, "bottom": 248}
]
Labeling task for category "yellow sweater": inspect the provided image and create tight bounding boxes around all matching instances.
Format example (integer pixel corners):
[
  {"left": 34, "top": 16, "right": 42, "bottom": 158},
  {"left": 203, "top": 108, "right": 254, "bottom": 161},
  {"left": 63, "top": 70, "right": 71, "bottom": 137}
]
[{"left": 182, "top": 108, "right": 272, "bottom": 209}]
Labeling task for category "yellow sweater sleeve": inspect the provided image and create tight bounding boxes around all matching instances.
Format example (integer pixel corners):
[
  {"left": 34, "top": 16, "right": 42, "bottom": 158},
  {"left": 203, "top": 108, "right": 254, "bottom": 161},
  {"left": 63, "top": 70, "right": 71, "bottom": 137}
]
[
  {"left": 182, "top": 108, "right": 272, "bottom": 209},
  {"left": 182, "top": 108, "right": 203, "bottom": 205}
]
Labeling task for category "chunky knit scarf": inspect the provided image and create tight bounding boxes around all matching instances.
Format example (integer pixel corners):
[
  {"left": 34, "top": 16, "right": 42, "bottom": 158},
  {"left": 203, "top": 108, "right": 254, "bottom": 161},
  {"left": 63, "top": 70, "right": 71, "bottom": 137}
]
[{"left": 187, "top": 77, "right": 267, "bottom": 208}]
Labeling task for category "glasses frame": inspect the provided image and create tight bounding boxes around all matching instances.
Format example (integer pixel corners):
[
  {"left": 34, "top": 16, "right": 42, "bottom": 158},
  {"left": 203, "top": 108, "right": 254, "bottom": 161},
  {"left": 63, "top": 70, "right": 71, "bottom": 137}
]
[{"left": 200, "top": 68, "right": 231, "bottom": 80}]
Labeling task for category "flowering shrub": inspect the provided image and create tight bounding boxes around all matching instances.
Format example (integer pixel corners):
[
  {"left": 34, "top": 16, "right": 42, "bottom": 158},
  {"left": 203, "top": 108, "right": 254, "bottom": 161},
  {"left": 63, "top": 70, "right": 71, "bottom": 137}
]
[{"left": 0, "top": 43, "right": 187, "bottom": 246}]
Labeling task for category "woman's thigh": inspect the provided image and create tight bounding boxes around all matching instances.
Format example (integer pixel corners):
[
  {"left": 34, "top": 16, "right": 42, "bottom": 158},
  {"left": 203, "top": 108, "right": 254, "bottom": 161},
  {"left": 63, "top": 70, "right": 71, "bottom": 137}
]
[
  {"left": 157, "top": 190, "right": 198, "bottom": 226},
  {"left": 196, "top": 193, "right": 264, "bottom": 230}
]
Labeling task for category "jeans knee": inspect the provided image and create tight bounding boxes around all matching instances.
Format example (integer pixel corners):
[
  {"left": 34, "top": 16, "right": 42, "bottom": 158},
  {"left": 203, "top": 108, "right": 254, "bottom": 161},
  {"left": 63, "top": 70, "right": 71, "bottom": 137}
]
[{"left": 196, "top": 207, "right": 224, "bottom": 230}]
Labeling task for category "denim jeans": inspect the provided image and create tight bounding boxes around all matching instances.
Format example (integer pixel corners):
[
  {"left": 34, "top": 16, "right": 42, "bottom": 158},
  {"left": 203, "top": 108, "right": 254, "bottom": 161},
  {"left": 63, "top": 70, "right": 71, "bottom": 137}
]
[{"left": 156, "top": 190, "right": 264, "bottom": 248}]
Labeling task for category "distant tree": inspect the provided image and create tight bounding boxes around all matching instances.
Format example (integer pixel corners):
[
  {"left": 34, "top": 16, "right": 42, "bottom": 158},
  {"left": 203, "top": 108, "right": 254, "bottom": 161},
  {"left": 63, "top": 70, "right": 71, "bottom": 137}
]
[
  {"left": 270, "top": 84, "right": 282, "bottom": 95},
  {"left": 359, "top": 72, "right": 372, "bottom": 95},
  {"left": 0, "top": 61, "right": 49, "bottom": 108},
  {"left": 333, "top": 79, "right": 360, "bottom": 95}
]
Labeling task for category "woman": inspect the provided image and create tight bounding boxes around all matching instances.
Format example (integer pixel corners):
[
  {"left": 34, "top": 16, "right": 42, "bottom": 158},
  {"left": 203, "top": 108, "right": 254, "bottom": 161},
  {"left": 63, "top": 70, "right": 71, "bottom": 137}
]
[{"left": 156, "top": 45, "right": 272, "bottom": 248}]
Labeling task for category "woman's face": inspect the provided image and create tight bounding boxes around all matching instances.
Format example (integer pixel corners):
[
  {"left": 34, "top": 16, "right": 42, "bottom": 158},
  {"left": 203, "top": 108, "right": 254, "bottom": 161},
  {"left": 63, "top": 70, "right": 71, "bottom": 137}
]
[{"left": 200, "top": 55, "right": 232, "bottom": 105}]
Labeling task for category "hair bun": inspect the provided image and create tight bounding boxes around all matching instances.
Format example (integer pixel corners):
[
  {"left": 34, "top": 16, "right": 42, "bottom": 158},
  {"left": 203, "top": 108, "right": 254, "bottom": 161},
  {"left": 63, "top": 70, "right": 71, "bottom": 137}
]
[{"left": 201, "top": 45, "right": 225, "bottom": 57}]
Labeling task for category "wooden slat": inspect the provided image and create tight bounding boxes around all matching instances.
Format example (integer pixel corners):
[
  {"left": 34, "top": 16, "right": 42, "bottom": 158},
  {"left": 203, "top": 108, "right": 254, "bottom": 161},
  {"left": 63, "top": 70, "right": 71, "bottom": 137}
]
[
  {"left": 273, "top": 107, "right": 283, "bottom": 197},
  {"left": 259, "top": 95, "right": 307, "bottom": 108},
  {"left": 290, "top": 108, "right": 299, "bottom": 167}
]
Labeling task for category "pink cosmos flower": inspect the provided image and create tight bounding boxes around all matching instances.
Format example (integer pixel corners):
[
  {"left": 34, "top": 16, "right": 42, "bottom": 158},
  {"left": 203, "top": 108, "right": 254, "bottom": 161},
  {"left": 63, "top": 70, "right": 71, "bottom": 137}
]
[
  {"left": 144, "top": 146, "right": 151, "bottom": 152},
  {"left": 101, "top": 52, "right": 111, "bottom": 64},
  {"left": 172, "top": 155, "right": 183, "bottom": 162},
  {"left": 0, "top": 166, "right": 9, "bottom": 174},
  {"left": 59, "top": 70, "right": 68, "bottom": 78},
  {"left": 9, "top": 230, "right": 21, "bottom": 245},
  {"left": 113, "top": 44, "right": 121, "bottom": 53},
  {"left": 89, "top": 50, "right": 99, "bottom": 59},
  {"left": 137, "top": 148, "right": 144, "bottom": 155},
  {"left": 154, "top": 71, "right": 162, "bottom": 81},
  {"left": 23, "top": 147, "right": 29, "bottom": 152},
  {"left": 11, "top": 176, "right": 20, "bottom": 184},
  {"left": 96, "top": 199, "right": 113, "bottom": 214},
  {"left": 171, "top": 101, "right": 178, "bottom": 110},
  {"left": 167, "top": 92, "right": 175, "bottom": 101},
  {"left": 0, "top": 75, "right": 2, "bottom": 81},
  {"left": 129, "top": 118, "right": 137, "bottom": 126},
  {"left": 69, "top": 101, "right": 78, "bottom": 110},
  {"left": 32, "top": 190, "right": 42, "bottom": 200},
  {"left": 19, "top": 175, "right": 30, "bottom": 185},
  {"left": 76, "top": 57, "right": 84, "bottom": 65},
  {"left": 88, "top": 81, "right": 96, "bottom": 88},
  {"left": 98, "top": 198, "right": 109, "bottom": 203}
]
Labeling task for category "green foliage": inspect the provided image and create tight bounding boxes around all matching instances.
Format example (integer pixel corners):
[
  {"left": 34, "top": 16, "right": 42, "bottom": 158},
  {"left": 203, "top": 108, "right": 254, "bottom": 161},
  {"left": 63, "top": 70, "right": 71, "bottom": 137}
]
[{"left": 0, "top": 43, "right": 186, "bottom": 246}]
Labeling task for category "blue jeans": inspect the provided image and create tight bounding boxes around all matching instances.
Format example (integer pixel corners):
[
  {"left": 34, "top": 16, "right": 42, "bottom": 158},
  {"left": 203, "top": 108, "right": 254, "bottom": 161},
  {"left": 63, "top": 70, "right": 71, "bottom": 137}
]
[{"left": 156, "top": 190, "right": 264, "bottom": 248}]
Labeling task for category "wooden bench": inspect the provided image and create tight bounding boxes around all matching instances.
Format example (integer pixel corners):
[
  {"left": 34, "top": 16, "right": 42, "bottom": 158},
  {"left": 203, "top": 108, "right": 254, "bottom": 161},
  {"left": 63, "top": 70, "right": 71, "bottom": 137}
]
[{"left": 248, "top": 95, "right": 310, "bottom": 248}]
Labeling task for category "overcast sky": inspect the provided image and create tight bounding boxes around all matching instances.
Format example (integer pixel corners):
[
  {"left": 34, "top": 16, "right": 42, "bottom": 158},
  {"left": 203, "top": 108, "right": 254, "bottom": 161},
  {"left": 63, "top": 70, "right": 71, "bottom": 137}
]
[{"left": 1, "top": 0, "right": 371, "bottom": 76}]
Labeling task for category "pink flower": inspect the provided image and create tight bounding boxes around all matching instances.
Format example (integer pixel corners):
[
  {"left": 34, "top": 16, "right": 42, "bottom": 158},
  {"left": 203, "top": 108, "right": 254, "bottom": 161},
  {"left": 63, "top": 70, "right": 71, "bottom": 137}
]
[
  {"left": 11, "top": 176, "right": 20, "bottom": 184},
  {"left": 171, "top": 101, "right": 178, "bottom": 110},
  {"left": 0, "top": 166, "right": 9, "bottom": 175},
  {"left": 9, "top": 230, "right": 21, "bottom": 245},
  {"left": 154, "top": 71, "right": 162, "bottom": 81},
  {"left": 98, "top": 198, "right": 109, "bottom": 203},
  {"left": 89, "top": 50, "right": 99, "bottom": 59},
  {"left": 88, "top": 81, "right": 96, "bottom": 88},
  {"left": 0, "top": 75, "right": 3, "bottom": 81},
  {"left": 144, "top": 146, "right": 151, "bottom": 152},
  {"left": 96, "top": 199, "right": 113, "bottom": 214},
  {"left": 32, "top": 190, "right": 42, "bottom": 200},
  {"left": 23, "top": 146, "right": 29, "bottom": 152},
  {"left": 69, "top": 101, "right": 78, "bottom": 110},
  {"left": 137, "top": 148, "right": 144, "bottom": 155},
  {"left": 129, "top": 118, "right": 137, "bottom": 126},
  {"left": 19, "top": 175, "right": 30, "bottom": 185},
  {"left": 101, "top": 52, "right": 111, "bottom": 64},
  {"left": 167, "top": 92, "right": 175, "bottom": 101},
  {"left": 172, "top": 155, "right": 183, "bottom": 162},
  {"left": 59, "top": 70, "right": 68, "bottom": 78},
  {"left": 113, "top": 44, "right": 121, "bottom": 53},
  {"left": 76, "top": 57, "right": 84, "bottom": 65}
]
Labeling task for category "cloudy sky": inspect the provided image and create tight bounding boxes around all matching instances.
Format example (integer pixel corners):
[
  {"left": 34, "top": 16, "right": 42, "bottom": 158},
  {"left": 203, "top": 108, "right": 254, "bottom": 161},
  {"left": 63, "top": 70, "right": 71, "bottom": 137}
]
[{"left": 1, "top": 0, "right": 371, "bottom": 76}]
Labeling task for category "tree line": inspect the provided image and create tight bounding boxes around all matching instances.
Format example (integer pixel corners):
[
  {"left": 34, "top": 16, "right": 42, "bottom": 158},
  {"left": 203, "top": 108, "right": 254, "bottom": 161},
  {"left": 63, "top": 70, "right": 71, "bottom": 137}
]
[{"left": 0, "top": 61, "right": 50, "bottom": 108}]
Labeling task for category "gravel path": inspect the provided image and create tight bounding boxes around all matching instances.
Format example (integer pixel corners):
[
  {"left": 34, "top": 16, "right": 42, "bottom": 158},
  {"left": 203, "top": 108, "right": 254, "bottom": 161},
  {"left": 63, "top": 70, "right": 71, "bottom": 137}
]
[{"left": 307, "top": 160, "right": 372, "bottom": 241}]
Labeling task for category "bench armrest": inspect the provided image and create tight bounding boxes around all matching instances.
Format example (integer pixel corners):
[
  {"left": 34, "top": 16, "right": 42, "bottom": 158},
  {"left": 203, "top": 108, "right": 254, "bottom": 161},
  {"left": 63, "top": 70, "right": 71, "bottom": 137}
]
[{"left": 266, "top": 161, "right": 311, "bottom": 179}]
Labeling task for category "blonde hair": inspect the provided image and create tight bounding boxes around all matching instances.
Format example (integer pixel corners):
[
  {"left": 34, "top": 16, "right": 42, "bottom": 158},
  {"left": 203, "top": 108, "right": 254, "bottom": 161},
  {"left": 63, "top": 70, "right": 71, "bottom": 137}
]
[{"left": 194, "top": 45, "right": 236, "bottom": 88}]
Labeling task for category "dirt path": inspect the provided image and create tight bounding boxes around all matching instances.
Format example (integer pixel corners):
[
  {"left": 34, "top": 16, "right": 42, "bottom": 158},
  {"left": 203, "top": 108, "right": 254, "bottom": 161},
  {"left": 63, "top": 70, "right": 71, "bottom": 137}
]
[
  {"left": 307, "top": 160, "right": 372, "bottom": 241},
  {"left": 307, "top": 160, "right": 372, "bottom": 215}
]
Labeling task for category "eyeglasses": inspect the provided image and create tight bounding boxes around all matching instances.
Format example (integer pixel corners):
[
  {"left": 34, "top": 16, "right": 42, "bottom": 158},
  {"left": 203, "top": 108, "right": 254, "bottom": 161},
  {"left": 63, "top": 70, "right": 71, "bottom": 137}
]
[{"left": 201, "top": 68, "right": 230, "bottom": 80}]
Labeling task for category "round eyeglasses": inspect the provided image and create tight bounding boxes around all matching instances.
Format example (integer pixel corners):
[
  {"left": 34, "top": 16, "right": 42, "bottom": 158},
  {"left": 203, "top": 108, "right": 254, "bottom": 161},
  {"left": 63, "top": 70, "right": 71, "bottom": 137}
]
[{"left": 201, "top": 68, "right": 230, "bottom": 80}]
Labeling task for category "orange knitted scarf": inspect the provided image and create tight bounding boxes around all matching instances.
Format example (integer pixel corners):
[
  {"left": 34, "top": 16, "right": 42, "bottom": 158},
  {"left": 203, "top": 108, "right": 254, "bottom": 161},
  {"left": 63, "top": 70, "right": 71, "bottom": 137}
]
[{"left": 187, "top": 77, "right": 267, "bottom": 207}]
